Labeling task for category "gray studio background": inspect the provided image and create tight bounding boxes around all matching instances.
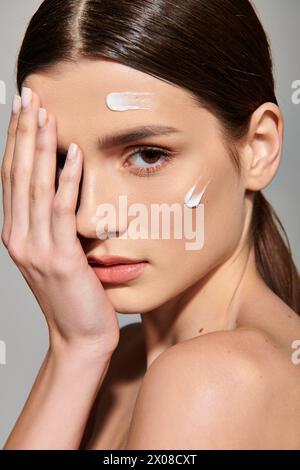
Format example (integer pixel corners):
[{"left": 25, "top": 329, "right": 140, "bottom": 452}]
[{"left": 0, "top": 0, "right": 299, "bottom": 447}]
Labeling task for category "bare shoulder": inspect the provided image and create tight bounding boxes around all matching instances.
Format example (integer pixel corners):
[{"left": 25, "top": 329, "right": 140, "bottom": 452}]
[
  {"left": 125, "top": 326, "right": 300, "bottom": 450},
  {"left": 139, "top": 325, "right": 300, "bottom": 391}
]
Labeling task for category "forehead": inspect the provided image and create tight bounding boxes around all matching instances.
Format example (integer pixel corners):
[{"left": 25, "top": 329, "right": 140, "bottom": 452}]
[
  {"left": 23, "top": 59, "right": 216, "bottom": 153},
  {"left": 24, "top": 58, "right": 198, "bottom": 116}
]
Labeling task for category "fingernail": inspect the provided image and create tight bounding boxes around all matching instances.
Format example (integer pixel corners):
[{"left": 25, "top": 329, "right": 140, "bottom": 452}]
[
  {"left": 12, "top": 95, "right": 21, "bottom": 114},
  {"left": 38, "top": 108, "right": 48, "bottom": 128},
  {"left": 21, "top": 87, "right": 32, "bottom": 109},
  {"left": 67, "top": 143, "right": 78, "bottom": 161}
]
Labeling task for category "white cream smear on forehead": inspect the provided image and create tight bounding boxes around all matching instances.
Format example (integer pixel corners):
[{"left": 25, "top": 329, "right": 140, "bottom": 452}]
[
  {"left": 106, "top": 92, "right": 156, "bottom": 111},
  {"left": 184, "top": 176, "right": 212, "bottom": 209}
]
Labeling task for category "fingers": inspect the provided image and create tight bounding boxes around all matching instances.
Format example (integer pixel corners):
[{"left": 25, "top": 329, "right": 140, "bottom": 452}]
[
  {"left": 1, "top": 85, "right": 83, "bottom": 257},
  {"left": 29, "top": 109, "right": 57, "bottom": 246},
  {"left": 51, "top": 144, "right": 83, "bottom": 248},
  {"left": 10, "top": 88, "right": 40, "bottom": 237},
  {"left": 1, "top": 95, "right": 22, "bottom": 246}
]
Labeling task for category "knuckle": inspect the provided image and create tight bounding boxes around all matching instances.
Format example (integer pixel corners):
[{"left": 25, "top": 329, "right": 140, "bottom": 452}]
[
  {"left": 7, "top": 124, "right": 16, "bottom": 139},
  {"left": 10, "top": 165, "right": 30, "bottom": 186},
  {"left": 29, "top": 185, "right": 39, "bottom": 203},
  {"left": 1, "top": 165, "right": 10, "bottom": 183},
  {"left": 35, "top": 140, "right": 46, "bottom": 153},
  {"left": 7, "top": 241, "right": 26, "bottom": 265},
  {"left": 10, "top": 167, "right": 20, "bottom": 187},
  {"left": 59, "top": 172, "right": 74, "bottom": 184},
  {"left": 1, "top": 231, "right": 9, "bottom": 249},
  {"left": 30, "top": 182, "right": 51, "bottom": 202},
  {"left": 10, "top": 168, "right": 18, "bottom": 186},
  {"left": 7, "top": 237, "right": 49, "bottom": 276},
  {"left": 52, "top": 199, "right": 72, "bottom": 216},
  {"left": 17, "top": 117, "right": 34, "bottom": 135}
]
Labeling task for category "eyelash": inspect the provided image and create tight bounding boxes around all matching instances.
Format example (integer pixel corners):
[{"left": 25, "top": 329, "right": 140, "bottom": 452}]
[
  {"left": 56, "top": 146, "right": 175, "bottom": 178},
  {"left": 123, "top": 146, "right": 175, "bottom": 177}
]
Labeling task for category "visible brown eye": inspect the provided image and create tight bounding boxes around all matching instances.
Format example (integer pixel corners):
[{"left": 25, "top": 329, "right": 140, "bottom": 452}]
[{"left": 124, "top": 146, "right": 175, "bottom": 177}]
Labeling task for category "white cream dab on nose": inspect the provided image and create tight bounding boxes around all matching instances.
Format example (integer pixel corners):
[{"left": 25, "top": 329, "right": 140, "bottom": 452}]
[
  {"left": 184, "top": 176, "right": 211, "bottom": 209},
  {"left": 106, "top": 92, "right": 156, "bottom": 111}
]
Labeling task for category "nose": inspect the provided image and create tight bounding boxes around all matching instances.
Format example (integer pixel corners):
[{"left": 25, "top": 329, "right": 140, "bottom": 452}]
[{"left": 75, "top": 170, "right": 127, "bottom": 240}]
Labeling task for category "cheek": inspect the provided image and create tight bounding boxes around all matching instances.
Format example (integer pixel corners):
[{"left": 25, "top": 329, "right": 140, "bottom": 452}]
[
  {"left": 146, "top": 168, "right": 245, "bottom": 290},
  {"left": 102, "top": 173, "right": 245, "bottom": 314},
  {"left": 105, "top": 144, "right": 244, "bottom": 312},
  {"left": 201, "top": 174, "right": 245, "bottom": 263}
]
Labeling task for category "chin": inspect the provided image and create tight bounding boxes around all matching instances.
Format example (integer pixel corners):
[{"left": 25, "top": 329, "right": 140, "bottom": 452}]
[
  {"left": 103, "top": 283, "right": 166, "bottom": 314},
  {"left": 103, "top": 284, "right": 146, "bottom": 314}
]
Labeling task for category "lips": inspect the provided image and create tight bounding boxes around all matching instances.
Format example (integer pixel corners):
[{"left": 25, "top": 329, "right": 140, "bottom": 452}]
[
  {"left": 87, "top": 255, "right": 147, "bottom": 267},
  {"left": 87, "top": 255, "right": 149, "bottom": 284}
]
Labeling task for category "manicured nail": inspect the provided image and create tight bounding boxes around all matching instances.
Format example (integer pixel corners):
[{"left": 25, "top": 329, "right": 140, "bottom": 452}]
[
  {"left": 38, "top": 108, "right": 48, "bottom": 128},
  {"left": 67, "top": 143, "right": 78, "bottom": 161},
  {"left": 12, "top": 95, "right": 21, "bottom": 114},
  {"left": 21, "top": 87, "right": 32, "bottom": 109}
]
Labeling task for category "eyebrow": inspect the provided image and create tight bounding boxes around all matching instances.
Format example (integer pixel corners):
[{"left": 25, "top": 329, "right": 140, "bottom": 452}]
[
  {"left": 97, "top": 125, "right": 182, "bottom": 150},
  {"left": 56, "top": 125, "right": 182, "bottom": 154}
]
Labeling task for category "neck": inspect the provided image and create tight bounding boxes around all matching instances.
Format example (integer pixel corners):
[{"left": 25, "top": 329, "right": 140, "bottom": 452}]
[{"left": 140, "top": 242, "right": 263, "bottom": 370}]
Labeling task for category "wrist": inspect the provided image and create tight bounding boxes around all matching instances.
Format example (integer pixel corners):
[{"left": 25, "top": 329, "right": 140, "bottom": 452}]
[{"left": 48, "top": 332, "right": 116, "bottom": 367}]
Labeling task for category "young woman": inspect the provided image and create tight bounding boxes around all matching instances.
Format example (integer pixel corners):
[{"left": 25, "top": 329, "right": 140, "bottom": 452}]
[{"left": 1, "top": 0, "right": 300, "bottom": 450}]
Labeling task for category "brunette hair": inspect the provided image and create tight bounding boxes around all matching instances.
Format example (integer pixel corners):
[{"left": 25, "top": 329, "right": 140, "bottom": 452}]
[{"left": 16, "top": 0, "right": 300, "bottom": 313}]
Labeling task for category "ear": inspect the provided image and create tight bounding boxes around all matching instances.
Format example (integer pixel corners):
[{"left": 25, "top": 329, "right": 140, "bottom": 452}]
[{"left": 240, "top": 103, "right": 284, "bottom": 191}]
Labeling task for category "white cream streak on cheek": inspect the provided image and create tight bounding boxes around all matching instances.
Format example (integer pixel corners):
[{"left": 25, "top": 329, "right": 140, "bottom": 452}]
[
  {"left": 184, "top": 176, "right": 212, "bottom": 208},
  {"left": 106, "top": 92, "right": 157, "bottom": 111}
]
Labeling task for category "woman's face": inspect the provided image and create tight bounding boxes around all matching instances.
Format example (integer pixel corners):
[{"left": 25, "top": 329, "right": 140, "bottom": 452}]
[{"left": 24, "top": 58, "right": 247, "bottom": 314}]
